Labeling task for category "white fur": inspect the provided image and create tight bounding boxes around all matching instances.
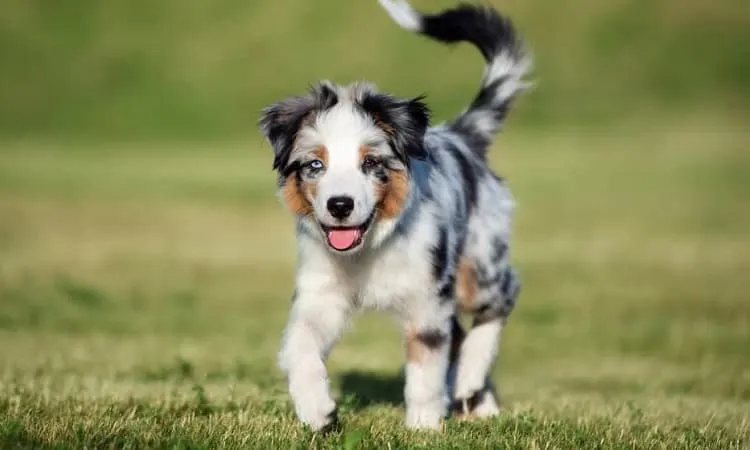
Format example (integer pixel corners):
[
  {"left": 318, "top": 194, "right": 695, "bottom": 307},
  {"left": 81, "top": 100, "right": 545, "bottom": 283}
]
[
  {"left": 404, "top": 354, "right": 449, "bottom": 428},
  {"left": 277, "top": 241, "right": 352, "bottom": 429},
  {"left": 280, "top": 209, "right": 452, "bottom": 430},
  {"left": 471, "top": 387, "right": 501, "bottom": 417},
  {"left": 454, "top": 319, "right": 503, "bottom": 400},
  {"left": 295, "top": 104, "right": 388, "bottom": 229},
  {"left": 483, "top": 51, "right": 533, "bottom": 106},
  {"left": 378, "top": 0, "right": 422, "bottom": 32}
]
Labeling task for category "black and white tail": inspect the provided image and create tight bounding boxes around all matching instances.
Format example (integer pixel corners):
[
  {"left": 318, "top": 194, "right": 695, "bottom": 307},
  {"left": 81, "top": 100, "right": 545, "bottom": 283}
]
[{"left": 379, "top": 0, "right": 531, "bottom": 158}]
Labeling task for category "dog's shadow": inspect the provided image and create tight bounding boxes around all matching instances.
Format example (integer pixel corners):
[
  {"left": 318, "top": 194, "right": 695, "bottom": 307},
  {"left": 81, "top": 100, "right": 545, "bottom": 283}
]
[{"left": 338, "top": 370, "right": 404, "bottom": 410}]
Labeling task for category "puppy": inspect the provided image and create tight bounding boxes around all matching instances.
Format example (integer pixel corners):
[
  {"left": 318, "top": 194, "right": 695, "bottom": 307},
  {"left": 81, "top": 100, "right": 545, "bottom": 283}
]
[{"left": 259, "top": 0, "right": 530, "bottom": 431}]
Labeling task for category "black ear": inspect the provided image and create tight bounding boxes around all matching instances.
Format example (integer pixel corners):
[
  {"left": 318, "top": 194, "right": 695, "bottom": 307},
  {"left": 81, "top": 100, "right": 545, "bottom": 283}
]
[
  {"left": 359, "top": 93, "right": 431, "bottom": 162},
  {"left": 259, "top": 82, "right": 339, "bottom": 171}
]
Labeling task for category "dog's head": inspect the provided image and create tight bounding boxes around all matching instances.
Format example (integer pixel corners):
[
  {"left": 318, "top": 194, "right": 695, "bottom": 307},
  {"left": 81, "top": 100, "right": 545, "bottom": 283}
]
[{"left": 260, "top": 81, "right": 429, "bottom": 254}]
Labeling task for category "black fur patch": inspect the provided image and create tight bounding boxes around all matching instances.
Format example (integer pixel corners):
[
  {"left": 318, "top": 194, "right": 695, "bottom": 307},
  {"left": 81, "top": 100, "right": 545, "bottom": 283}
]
[
  {"left": 359, "top": 93, "right": 430, "bottom": 163},
  {"left": 259, "top": 82, "right": 339, "bottom": 173},
  {"left": 453, "top": 78, "right": 513, "bottom": 150},
  {"left": 416, "top": 329, "right": 448, "bottom": 349},
  {"left": 446, "top": 143, "right": 478, "bottom": 212},
  {"left": 362, "top": 158, "right": 391, "bottom": 184},
  {"left": 280, "top": 160, "right": 302, "bottom": 180},
  {"left": 491, "top": 238, "right": 507, "bottom": 264},
  {"left": 501, "top": 267, "right": 519, "bottom": 303},
  {"left": 373, "top": 168, "right": 390, "bottom": 184},
  {"left": 432, "top": 226, "right": 449, "bottom": 281},
  {"left": 421, "top": 5, "right": 517, "bottom": 61},
  {"left": 319, "top": 407, "right": 341, "bottom": 434},
  {"left": 449, "top": 316, "right": 466, "bottom": 362},
  {"left": 450, "top": 388, "right": 485, "bottom": 409},
  {"left": 438, "top": 275, "right": 455, "bottom": 302},
  {"left": 473, "top": 303, "right": 502, "bottom": 326},
  {"left": 475, "top": 263, "right": 503, "bottom": 289}
]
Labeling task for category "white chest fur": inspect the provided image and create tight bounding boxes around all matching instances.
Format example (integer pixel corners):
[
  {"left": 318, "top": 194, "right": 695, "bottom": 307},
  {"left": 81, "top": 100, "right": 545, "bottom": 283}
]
[
  {"left": 357, "top": 235, "right": 433, "bottom": 314},
  {"left": 295, "top": 213, "right": 438, "bottom": 318}
]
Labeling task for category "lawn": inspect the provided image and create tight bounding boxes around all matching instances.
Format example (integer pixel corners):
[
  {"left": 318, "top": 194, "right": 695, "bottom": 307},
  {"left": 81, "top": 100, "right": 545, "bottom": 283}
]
[{"left": 0, "top": 115, "right": 748, "bottom": 448}]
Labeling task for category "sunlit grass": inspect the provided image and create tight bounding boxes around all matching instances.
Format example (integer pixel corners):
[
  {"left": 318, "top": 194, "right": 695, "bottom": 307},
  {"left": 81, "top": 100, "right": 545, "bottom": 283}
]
[{"left": 0, "top": 117, "right": 748, "bottom": 447}]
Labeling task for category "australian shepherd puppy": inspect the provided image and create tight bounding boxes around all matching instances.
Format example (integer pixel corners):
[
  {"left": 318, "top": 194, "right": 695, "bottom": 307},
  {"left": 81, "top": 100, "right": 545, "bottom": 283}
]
[{"left": 259, "top": 0, "right": 531, "bottom": 431}]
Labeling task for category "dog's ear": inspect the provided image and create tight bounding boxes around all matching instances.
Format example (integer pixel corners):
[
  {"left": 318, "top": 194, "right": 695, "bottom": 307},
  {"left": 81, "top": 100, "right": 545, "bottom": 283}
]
[
  {"left": 259, "top": 82, "right": 339, "bottom": 171},
  {"left": 360, "top": 93, "right": 431, "bottom": 162}
]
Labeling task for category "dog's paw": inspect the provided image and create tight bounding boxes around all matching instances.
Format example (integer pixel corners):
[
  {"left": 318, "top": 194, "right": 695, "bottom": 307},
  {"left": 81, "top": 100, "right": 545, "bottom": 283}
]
[
  {"left": 317, "top": 408, "right": 342, "bottom": 434},
  {"left": 453, "top": 370, "right": 486, "bottom": 402},
  {"left": 471, "top": 390, "right": 500, "bottom": 418},
  {"left": 405, "top": 404, "right": 444, "bottom": 430},
  {"left": 295, "top": 398, "right": 338, "bottom": 432},
  {"left": 451, "top": 388, "right": 500, "bottom": 420},
  {"left": 288, "top": 371, "right": 338, "bottom": 432}
]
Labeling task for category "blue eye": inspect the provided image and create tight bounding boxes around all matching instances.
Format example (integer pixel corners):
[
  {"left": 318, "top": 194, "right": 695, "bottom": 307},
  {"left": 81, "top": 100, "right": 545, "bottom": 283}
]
[{"left": 308, "top": 159, "right": 324, "bottom": 170}]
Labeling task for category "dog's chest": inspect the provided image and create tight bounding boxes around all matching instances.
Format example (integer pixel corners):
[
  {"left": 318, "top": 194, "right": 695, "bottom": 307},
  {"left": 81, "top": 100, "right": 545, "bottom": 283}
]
[{"left": 356, "top": 239, "right": 433, "bottom": 313}]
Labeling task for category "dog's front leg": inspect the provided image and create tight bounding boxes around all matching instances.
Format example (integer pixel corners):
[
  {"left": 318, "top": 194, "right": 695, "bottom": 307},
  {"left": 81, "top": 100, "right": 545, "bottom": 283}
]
[
  {"left": 278, "top": 291, "right": 349, "bottom": 432},
  {"left": 403, "top": 308, "right": 452, "bottom": 430}
]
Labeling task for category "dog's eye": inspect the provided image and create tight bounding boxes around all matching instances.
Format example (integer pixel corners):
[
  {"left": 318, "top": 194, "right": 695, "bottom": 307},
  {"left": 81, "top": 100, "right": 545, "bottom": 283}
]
[
  {"left": 307, "top": 159, "right": 325, "bottom": 170},
  {"left": 361, "top": 156, "right": 380, "bottom": 170}
]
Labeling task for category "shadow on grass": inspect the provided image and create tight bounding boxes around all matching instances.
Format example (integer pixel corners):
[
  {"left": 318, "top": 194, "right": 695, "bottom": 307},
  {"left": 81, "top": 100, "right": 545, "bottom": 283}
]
[{"left": 339, "top": 370, "right": 404, "bottom": 410}]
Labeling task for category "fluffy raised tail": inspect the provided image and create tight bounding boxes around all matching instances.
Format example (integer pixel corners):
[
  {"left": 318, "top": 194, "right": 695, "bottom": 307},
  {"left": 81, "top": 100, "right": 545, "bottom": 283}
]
[{"left": 379, "top": 0, "right": 531, "bottom": 157}]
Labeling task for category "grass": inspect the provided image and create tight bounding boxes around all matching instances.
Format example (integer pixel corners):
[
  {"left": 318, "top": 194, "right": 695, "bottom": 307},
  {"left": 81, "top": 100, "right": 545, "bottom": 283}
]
[
  {"left": 0, "top": 115, "right": 749, "bottom": 448},
  {"left": 1, "top": 0, "right": 749, "bottom": 446}
]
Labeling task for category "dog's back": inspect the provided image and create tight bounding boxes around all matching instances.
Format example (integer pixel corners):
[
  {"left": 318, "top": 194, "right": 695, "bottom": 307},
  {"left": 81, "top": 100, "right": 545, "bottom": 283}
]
[
  {"left": 380, "top": 0, "right": 527, "bottom": 416},
  {"left": 381, "top": 0, "right": 525, "bottom": 317}
]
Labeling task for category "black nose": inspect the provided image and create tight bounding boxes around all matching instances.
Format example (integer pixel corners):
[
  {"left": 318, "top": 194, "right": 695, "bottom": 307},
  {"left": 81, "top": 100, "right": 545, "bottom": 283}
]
[{"left": 327, "top": 196, "right": 354, "bottom": 219}]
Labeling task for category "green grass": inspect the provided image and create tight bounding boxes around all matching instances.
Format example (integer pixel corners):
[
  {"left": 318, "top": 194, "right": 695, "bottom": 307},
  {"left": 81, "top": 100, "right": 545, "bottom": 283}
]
[
  {"left": 1, "top": 115, "right": 749, "bottom": 448},
  {"left": 1, "top": 0, "right": 748, "bottom": 446}
]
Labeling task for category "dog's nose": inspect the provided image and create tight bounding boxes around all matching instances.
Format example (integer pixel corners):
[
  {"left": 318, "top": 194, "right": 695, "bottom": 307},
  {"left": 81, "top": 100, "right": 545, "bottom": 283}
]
[{"left": 327, "top": 196, "right": 355, "bottom": 220}]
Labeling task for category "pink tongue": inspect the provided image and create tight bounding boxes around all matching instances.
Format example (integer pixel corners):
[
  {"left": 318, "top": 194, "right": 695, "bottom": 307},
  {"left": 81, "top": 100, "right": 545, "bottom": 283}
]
[{"left": 327, "top": 228, "right": 360, "bottom": 250}]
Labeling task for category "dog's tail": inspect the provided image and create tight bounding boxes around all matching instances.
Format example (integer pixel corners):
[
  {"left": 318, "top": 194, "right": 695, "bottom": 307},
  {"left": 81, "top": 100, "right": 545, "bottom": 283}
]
[{"left": 379, "top": 0, "right": 531, "bottom": 158}]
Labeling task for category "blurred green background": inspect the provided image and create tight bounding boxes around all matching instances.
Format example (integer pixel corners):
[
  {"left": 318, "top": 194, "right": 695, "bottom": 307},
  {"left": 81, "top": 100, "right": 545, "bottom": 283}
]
[
  {"left": 0, "top": 0, "right": 749, "bottom": 447},
  {"left": 1, "top": 0, "right": 748, "bottom": 140}
]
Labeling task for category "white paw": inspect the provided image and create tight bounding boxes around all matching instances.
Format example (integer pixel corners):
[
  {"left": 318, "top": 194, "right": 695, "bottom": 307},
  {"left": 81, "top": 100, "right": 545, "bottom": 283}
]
[
  {"left": 294, "top": 396, "right": 337, "bottom": 431},
  {"left": 405, "top": 400, "right": 445, "bottom": 430},
  {"left": 288, "top": 372, "right": 337, "bottom": 431},
  {"left": 453, "top": 368, "right": 486, "bottom": 401},
  {"left": 471, "top": 390, "right": 500, "bottom": 418}
]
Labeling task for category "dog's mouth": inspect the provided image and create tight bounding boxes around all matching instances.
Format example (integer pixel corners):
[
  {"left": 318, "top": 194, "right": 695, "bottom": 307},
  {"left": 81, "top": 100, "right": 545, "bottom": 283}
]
[{"left": 320, "top": 214, "right": 374, "bottom": 252}]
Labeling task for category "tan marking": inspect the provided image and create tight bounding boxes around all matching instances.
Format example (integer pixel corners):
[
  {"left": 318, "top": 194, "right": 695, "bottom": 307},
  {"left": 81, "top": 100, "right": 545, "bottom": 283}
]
[
  {"left": 305, "top": 180, "right": 317, "bottom": 199},
  {"left": 405, "top": 327, "right": 448, "bottom": 364},
  {"left": 405, "top": 328, "right": 424, "bottom": 363},
  {"left": 312, "top": 145, "right": 328, "bottom": 164},
  {"left": 359, "top": 145, "right": 370, "bottom": 162},
  {"left": 377, "top": 170, "right": 409, "bottom": 219},
  {"left": 280, "top": 145, "right": 326, "bottom": 216},
  {"left": 360, "top": 145, "right": 410, "bottom": 219},
  {"left": 456, "top": 258, "right": 479, "bottom": 312},
  {"left": 281, "top": 174, "right": 313, "bottom": 216},
  {"left": 371, "top": 115, "right": 394, "bottom": 136}
]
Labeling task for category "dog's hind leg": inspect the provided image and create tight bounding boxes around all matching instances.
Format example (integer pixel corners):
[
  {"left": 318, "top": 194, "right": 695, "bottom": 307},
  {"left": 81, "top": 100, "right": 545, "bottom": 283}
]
[
  {"left": 452, "top": 314, "right": 505, "bottom": 418},
  {"left": 452, "top": 263, "right": 520, "bottom": 418}
]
